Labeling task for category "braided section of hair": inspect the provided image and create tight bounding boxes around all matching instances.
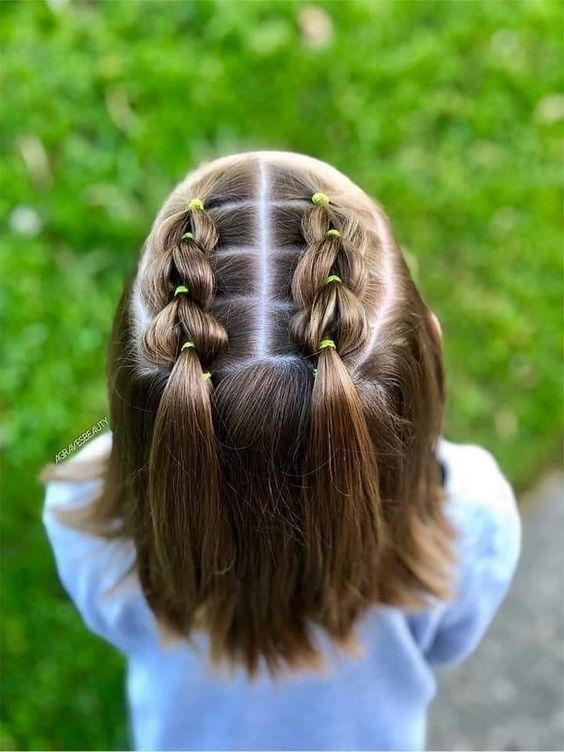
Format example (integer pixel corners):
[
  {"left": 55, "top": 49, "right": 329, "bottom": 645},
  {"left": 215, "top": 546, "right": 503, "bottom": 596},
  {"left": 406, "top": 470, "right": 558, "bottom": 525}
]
[
  {"left": 291, "top": 193, "right": 385, "bottom": 639},
  {"left": 136, "top": 199, "right": 233, "bottom": 632},
  {"left": 141, "top": 203, "right": 227, "bottom": 368}
]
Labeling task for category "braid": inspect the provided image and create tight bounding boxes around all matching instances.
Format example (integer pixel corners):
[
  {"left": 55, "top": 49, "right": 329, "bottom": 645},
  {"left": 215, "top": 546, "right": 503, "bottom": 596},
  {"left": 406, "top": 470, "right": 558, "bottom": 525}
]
[
  {"left": 141, "top": 200, "right": 227, "bottom": 372},
  {"left": 136, "top": 197, "right": 233, "bottom": 631},
  {"left": 291, "top": 196, "right": 370, "bottom": 359},
  {"left": 291, "top": 192, "right": 385, "bottom": 637}
]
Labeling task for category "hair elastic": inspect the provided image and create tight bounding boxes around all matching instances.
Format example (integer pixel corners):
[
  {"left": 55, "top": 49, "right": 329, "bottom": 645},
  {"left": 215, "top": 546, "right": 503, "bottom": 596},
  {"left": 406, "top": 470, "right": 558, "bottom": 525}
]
[
  {"left": 325, "top": 275, "right": 342, "bottom": 285},
  {"left": 318, "top": 338, "right": 336, "bottom": 350},
  {"left": 311, "top": 192, "right": 330, "bottom": 206},
  {"left": 182, "top": 231, "right": 194, "bottom": 240},
  {"left": 181, "top": 341, "right": 197, "bottom": 352},
  {"left": 326, "top": 229, "right": 341, "bottom": 238},
  {"left": 202, "top": 371, "right": 212, "bottom": 381},
  {"left": 174, "top": 285, "right": 189, "bottom": 296},
  {"left": 188, "top": 198, "right": 204, "bottom": 211}
]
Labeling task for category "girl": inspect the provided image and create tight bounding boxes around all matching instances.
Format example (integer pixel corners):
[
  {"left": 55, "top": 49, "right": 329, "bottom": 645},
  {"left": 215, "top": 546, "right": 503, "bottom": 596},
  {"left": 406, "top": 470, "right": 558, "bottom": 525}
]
[{"left": 42, "top": 152, "right": 520, "bottom": 751}]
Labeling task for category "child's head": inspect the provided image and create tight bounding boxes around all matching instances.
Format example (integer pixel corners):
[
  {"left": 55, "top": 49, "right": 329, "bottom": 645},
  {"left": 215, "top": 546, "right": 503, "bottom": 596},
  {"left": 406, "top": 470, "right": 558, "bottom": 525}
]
[{"left": 101, "top": 152, "right": 453, "bottom": 672}]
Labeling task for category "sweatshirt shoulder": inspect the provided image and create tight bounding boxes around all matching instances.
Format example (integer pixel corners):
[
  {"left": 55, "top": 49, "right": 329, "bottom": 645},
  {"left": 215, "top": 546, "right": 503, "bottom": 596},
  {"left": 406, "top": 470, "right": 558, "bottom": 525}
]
[
  {"left": 44, "top": 432, "right": 112, "bottom": 512},
  {"left": 438, "top": 439, "right": 521, "bottom": 581}
]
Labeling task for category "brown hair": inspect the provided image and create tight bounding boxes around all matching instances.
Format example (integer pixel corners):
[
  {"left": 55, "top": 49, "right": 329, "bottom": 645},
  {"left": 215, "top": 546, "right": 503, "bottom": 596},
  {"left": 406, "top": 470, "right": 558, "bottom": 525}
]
[{"left": 43, "top": 152, "right": 454, "bottom": 674}]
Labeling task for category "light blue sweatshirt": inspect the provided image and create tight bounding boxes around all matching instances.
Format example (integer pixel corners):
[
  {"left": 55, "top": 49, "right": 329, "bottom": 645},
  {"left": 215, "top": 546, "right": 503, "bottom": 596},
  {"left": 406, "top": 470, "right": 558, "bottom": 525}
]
[{"left": 43, "top": 435, "right": 520, "bottom": 751}]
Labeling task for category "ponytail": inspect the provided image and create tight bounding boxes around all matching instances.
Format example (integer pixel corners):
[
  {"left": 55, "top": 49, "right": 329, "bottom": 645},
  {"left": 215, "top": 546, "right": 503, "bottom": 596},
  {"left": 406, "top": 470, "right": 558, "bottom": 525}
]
[
  {"left": 291, "top": 193, "right": 385, "bottom": 638},
  {"left": 138, "top": 198, "right": 233, "bottom": 630}
]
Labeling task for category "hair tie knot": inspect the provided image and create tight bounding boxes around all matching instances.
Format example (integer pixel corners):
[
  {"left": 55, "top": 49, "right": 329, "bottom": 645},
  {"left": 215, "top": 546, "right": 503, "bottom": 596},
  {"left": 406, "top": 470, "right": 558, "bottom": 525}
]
[
  {"left": 326, "top": 228, "right": 341, "bottom": 238},
  {"left": 325, "top": 275, "right": 342, "bottom": 285},
  {"left": 188, "top": 198, "right": 204, "bottom": 211},
  {"left": 182, "top": 231, "right": 194, "bottom": 240},
  {"left": 311, "top": 192, "right": 330, "bottom": 206},
  {"left": 181, "top": 341, "right": 197, "bottom": 352},
  {"left": 318, "top": 338, "right": 336, "bottom": 351}
]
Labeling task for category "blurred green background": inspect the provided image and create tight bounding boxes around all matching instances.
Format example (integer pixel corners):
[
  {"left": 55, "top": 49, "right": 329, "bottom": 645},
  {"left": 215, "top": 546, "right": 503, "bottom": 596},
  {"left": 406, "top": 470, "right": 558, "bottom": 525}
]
[{"left": 1, "top": 0, "right": 561, "bottom": 749}]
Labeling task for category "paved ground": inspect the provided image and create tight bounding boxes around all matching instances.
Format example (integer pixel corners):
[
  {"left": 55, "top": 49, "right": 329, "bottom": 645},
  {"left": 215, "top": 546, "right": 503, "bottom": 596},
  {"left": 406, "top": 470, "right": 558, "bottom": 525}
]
[{"left": 428, "top": 472, "right": 564, "bottom": 751}]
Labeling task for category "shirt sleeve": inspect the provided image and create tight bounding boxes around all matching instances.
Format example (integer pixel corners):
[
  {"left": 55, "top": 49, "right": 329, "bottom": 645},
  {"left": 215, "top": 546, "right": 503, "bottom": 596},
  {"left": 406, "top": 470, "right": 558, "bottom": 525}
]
[
  {"left": 419, "top": 442, "right": 521, "bottom": 669},
  {"left": 42, "top": 433, "right": 157, "bottom": 655}
]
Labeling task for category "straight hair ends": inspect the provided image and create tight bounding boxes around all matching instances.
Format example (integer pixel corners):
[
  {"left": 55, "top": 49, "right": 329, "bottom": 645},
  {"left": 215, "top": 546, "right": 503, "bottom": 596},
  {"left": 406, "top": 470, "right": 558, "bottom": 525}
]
[
  {"left": 43, "top": 152, "right": 455, "bottom": 676},
  {"left": 145, "top": 350, "right": 234, "bottom": 627},
  {"left": 304, "top": 348, "right": 385, "bottom": 639}
]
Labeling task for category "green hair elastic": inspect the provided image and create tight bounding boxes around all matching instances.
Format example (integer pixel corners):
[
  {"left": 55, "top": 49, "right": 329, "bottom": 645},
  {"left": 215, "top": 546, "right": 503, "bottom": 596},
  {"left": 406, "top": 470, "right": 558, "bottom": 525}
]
[
  {"left": 181, "top": 231, "right": 194, "bottom": 240},
  {"left": 188, "top": 198, "right": 204, "bottom": 211},
  {"left": 181, "top": 341, "right": 197, "bottom": 352},
  {"left": 202, "top": 371, "right": 212, "bottom": 381},
  {"left": 174, "top": 285, "right": 189, "bottom": 296},
  {"left": 326, "top": 228, "right": 341, "bottom": 238},
  {"left": 318, "top": 338, "right": 336, "bottom": 351},
  {"left": 311, "top": 192, "right": 330, "bottom": 206},
  {"left": 325, "top": 275, "right": 342, "bottom": 285}
]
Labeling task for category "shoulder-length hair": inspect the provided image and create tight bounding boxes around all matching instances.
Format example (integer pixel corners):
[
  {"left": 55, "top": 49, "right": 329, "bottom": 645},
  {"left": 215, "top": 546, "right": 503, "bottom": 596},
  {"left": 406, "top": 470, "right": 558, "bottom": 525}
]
[{"left": 43, "top": 152, "right": 454, "bottom": 674}]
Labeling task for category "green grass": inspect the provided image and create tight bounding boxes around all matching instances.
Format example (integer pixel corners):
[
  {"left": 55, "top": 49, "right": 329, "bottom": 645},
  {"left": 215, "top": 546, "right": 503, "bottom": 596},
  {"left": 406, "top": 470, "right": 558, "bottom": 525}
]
[{"left": 1, "top": 1, "right": 561, "bottom": 749}]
